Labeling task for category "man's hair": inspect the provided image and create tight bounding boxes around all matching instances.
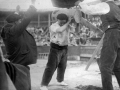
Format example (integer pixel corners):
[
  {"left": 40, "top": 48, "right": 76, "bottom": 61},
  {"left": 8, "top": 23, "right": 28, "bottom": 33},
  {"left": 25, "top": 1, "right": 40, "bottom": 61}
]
[
  {"left": 5, "top": 13, "right": 22, "bottom": 23},
  {"left": 57, "top": 13, "right": 69, "bottom": 22}
]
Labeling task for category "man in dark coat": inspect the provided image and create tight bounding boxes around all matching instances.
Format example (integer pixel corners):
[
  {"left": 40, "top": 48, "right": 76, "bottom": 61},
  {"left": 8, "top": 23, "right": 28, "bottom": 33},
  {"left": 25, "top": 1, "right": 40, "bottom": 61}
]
[
  {"left": 0, "top": 5, "right": 37, "bottom": 90},
  {"left": 79, "top": 0, "right": 120, "bottom": 90}
]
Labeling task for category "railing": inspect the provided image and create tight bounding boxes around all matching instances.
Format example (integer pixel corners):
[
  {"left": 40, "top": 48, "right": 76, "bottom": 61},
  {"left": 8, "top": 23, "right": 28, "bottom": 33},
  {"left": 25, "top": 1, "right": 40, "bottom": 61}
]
[{"left": 38, "top": 53, "right": 49, "bottom": 59}]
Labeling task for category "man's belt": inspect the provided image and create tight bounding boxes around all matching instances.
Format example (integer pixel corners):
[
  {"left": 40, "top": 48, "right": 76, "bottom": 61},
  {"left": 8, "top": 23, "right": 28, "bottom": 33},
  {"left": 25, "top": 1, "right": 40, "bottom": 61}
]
[
  {"left": 108, "top": 23, "right": 120, "bottom": 29},
  {"left": 51, "top": 41, "right": 68, "bottom": 46},
  {"left": 50, "top": 42, "right": 68, "bottom": 50},
  {"left": 104, "top": 23, "right": 120, "bottom": 32}
]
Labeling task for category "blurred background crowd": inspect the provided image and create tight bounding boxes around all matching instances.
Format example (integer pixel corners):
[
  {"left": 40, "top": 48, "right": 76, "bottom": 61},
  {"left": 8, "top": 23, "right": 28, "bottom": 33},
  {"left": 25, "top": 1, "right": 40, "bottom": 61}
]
[
  {"left": 0, "top": 9, "right": 103, "bottom": 47},
  {"left": 26, "top": 16, "right": 102, "bottom": 46}
]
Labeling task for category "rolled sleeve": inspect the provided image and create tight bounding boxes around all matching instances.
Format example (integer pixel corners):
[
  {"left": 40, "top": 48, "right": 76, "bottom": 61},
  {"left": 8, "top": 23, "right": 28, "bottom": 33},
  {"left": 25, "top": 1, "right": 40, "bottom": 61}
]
[
  {"left": 79, "top": 2, "right": 110, "bottom": 15},
  {"left": 50, "top": 23, "right": 60, "bottom": 32}
]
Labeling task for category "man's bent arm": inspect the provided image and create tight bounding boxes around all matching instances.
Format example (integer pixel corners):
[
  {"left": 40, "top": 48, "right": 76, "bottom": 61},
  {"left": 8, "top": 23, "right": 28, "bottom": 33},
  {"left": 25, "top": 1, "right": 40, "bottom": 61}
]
[
  {"left": 56, "top": 21, "right": 70, "bottom": 32},
  {"left": 79, "top": 2, "right": 110, "bottom": 15}
]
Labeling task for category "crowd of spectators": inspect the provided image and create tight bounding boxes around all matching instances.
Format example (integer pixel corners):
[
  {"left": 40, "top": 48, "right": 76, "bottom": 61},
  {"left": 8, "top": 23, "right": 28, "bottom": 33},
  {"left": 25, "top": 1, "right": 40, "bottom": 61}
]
[
  {"left": 26, "top": 16, "right": 102, "bottom": 46},
  {"left": 27, "top": 26, "right": 50, "bottom": 46},
  {"left": 0, "top": 16, "right": 102, "bottom": 46},
  {"left": 79, "top": 16, "right": 103, "bottom": 45}
]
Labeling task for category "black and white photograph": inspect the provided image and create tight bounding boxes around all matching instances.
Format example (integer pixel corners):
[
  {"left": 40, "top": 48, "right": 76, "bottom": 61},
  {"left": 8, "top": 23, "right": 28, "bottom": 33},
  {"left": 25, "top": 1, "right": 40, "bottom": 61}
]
[{"left": 0, "top": 0, "right": 120, "bottom": 90}]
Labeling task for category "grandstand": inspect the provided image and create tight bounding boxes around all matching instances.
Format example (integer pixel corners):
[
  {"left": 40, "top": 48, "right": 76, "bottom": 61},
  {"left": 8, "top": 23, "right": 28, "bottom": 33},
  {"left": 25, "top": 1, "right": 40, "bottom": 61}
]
[{"left": 0, "top": 1, "right": 103, "bottom": 61}]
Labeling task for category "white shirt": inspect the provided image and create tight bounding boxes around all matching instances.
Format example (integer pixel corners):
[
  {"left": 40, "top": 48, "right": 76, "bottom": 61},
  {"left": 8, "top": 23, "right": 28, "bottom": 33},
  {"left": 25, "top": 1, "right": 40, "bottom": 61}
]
[
  {"left": 79, "top": 1, "right": 110, "bottom": 15},
  {"left": 49, "top": 22, "right": 69, "bottom": 46}
]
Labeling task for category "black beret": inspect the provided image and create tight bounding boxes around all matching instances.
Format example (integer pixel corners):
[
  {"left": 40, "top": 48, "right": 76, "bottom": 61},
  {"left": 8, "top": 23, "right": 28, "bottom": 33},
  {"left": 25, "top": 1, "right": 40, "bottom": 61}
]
[
  {"left": 5, "top": 13, "right": 22, "bottom": 23},
  {"left": 57, "top": 13, "right": 68, "bottom": 21}
]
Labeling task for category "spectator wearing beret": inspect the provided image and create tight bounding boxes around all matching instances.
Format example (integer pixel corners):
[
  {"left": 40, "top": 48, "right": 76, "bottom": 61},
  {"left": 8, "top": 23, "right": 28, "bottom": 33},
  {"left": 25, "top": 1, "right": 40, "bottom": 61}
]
[{"left": 0, "top": 5, "right": 37, "bottom": 90}]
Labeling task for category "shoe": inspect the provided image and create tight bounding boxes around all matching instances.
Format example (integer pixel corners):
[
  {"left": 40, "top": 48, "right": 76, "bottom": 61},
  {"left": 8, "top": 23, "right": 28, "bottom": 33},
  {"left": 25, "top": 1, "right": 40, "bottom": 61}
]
[
  {"left": 57, "top": 81, "right": 68, "bottom": 86},
  {"left": 40, "top": 86, "right": 48, "bottom": 90}
]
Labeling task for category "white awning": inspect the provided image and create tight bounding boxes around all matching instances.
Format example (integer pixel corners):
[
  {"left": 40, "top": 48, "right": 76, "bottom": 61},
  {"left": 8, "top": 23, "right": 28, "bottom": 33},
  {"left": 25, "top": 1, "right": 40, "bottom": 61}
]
[{"left": 0, "top": 0, "right": 59, "bottom": 12}]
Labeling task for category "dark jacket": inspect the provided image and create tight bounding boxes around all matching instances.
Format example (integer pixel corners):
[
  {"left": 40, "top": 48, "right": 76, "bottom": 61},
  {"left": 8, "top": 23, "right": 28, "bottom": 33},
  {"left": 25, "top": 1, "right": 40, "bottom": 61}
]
[
  {"left": 100, "top": 1, "right": 120, "bottom": 32},
  {"left": 1, "top": 10, "right": 37, "bottom": 66}
]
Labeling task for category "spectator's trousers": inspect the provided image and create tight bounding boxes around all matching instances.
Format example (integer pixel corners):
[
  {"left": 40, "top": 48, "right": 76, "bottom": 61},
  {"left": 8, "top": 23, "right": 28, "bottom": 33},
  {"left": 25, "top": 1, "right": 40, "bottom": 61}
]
[
  {"left": 4, "top": 62, "right": 31, "bottom": 90},
  {"left": 99, "top": 28, "right": 120, "bottom": 90},
  {"left": 41, "top": 43, "right": 68, "bottom": 86},
  {"left": 0, "top": 55, "right": 31, "bottom": 90}
]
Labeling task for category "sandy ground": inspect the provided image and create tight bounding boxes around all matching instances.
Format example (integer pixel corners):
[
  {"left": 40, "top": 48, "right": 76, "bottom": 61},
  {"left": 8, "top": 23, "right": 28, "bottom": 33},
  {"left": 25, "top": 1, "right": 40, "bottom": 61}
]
[{"left": 30, "top": 59, "right": 120, "bottom": 90}]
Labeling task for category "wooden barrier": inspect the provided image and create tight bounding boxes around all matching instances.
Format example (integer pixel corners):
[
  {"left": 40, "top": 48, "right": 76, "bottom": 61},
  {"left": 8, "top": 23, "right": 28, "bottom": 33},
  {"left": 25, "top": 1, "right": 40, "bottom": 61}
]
[
  {"left": 38, "top": 53, "right": 49, "bottom": 59},
  {"left": 2, "top": 45, "right": 96, "bottom": 61}
]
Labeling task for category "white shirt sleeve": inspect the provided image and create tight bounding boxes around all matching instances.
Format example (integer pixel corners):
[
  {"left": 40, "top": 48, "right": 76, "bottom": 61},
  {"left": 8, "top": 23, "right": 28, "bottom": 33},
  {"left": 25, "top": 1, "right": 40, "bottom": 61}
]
[
  {"left": 49, "top": 23, "right": 60, "bottom": 32},
  {"left": 79, "top": 2, "right": 110, "bottom": 15}
]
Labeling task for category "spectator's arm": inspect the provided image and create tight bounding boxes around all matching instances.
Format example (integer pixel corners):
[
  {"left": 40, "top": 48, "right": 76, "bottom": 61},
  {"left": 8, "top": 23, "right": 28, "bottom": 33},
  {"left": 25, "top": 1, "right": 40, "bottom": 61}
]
[{"left": 10, "top": 5, "right": 37, "bottom": 37}]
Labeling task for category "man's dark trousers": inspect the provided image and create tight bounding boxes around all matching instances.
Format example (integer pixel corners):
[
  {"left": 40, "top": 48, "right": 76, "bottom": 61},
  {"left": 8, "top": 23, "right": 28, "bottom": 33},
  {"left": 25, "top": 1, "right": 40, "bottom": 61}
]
[
  {"left": 41, "top": 43, "right": 68, "bottom": 86},
  {"left": 99, "top": 28, "right": 120, "bottom": 90}
]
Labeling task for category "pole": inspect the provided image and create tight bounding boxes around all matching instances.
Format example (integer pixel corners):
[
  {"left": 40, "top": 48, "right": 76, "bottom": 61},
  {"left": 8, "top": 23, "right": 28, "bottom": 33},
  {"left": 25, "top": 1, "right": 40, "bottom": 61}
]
[
  {"left": 85, "top": 33, "right": 105, "bottom": 70},
  {"left": 38, "top": 13, "right": 40, "bottom": 27},
  {"left": 48, "top": 13, "right": 51, "bottom": 28}
]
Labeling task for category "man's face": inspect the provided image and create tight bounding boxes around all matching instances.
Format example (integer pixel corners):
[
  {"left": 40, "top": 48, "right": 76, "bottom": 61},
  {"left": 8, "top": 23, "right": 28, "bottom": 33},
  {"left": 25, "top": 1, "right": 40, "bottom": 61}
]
[
  {"left": 18, "top": 19, "right": 22, "bottom": 23},
  {"left": 58, "top": 20, "right": 67, "bottom": 26},
  {"left": 15, "top": 19, "right": 22, "bottom": 24}
]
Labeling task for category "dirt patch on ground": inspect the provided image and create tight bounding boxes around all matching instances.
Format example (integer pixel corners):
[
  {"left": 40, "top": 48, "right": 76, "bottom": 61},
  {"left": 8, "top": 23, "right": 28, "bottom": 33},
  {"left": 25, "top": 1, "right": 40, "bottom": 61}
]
[
  {"left": 30, "top": 60, "right": 119, "bottom": 90},
  {"left": 76, "top": 85, "right": 102, "bottom": 90}
]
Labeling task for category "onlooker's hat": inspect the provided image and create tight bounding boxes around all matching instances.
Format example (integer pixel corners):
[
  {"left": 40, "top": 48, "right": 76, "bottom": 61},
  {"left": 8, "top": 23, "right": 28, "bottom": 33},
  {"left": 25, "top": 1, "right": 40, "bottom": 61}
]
[{"left": 5, "top": 13, "right": 22, "bottom": 23}]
